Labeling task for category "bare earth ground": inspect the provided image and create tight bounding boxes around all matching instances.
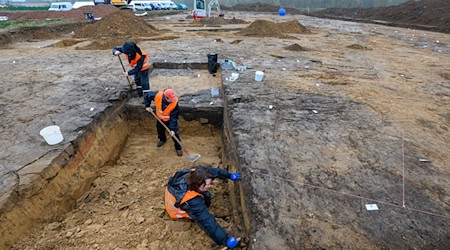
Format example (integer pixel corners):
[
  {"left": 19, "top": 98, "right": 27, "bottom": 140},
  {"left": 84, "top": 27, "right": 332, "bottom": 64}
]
[
  {"left": 12, "top": 121, "right": 232, "bottom": 250},
  {"left": 0, "top": 10, "right": 449, "bottom": 249}
]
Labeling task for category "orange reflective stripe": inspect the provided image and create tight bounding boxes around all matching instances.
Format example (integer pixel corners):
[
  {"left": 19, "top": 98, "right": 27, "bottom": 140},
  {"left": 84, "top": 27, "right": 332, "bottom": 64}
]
[
  {"left": 180, "top": 190, "right": 203, "bottom": 204},
  {"left": 125, "top": 50, "right": 150, "bottom": 71},
  {"left": 165, "top": 188, "right": 187, "bottom": 219},
  {"left": 164, "top": 188, "right": 203, "bottom": 219},
  {"left": 155, "top": 92, "right": 178, "bottom": 122}
]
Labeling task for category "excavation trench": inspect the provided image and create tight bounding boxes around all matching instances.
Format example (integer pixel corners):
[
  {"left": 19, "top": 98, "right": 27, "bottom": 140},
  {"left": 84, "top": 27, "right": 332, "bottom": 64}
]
[{"left": 1, "top": 66, "right": 247, "bottom": 249}]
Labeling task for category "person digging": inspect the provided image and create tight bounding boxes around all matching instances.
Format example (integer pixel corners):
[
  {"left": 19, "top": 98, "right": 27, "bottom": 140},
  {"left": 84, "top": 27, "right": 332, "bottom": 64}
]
[
  {"left": 165, "top": 166, "right": 241, "bottom": 249},
  {"left": 112, "top": 41, "right": 151, "bottom": 97},
  {"left": 144, "top": 89, "right": 183, "bottom": 157}
]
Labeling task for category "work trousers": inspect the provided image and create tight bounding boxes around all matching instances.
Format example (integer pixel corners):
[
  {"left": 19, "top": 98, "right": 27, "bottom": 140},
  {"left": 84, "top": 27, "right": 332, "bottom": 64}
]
[
  {"left": 134, "top": 68, "right": 150, "bottom": 97},
  {"left": 157, "top": 120, "right": 181, "bottom": 150}
]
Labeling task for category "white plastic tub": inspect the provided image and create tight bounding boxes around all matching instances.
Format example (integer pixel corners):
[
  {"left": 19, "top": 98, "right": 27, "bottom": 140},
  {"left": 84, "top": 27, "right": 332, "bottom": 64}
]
[
  {"left": 255, "top": 71, "right": 264, "bottom": 81},
  {"left": 39, "top": 125, "right": 64, "bottom": 145}
]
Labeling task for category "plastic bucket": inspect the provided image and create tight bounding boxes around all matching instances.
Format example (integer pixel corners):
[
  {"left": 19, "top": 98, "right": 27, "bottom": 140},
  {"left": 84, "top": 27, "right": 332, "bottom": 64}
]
[
  {"left": 39, "top": 125, "right": 64, "bottom": 145},
  {"left": 207, "top": 53, "right": 218, "bottom": 74},
  {"left": 255, "top": 71, "right": 264, "bottom": 81},
  {"left": 230, "top": 73, "right": 239, "bottom": 81}
]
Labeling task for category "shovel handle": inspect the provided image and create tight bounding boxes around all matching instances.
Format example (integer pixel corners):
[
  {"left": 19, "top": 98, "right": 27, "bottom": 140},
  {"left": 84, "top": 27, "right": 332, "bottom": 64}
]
[
  {"left": 147, "top": 108, "right": 183, "bottom": 147},
  {"left": 118, "top": 55, "right": 134, "bottom": 89}
]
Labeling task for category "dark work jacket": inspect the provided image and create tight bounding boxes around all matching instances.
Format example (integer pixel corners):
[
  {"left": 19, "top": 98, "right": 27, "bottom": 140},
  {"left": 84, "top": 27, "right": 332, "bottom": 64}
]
[
  {"left": 112, "top": 45, "right": 145, "bottom": 76},
  {"left": 167, "top": 166, "right": 230, "bottom": 245},
  {"left": 144, "top": 91, "right": 179, "bottom": 131}
]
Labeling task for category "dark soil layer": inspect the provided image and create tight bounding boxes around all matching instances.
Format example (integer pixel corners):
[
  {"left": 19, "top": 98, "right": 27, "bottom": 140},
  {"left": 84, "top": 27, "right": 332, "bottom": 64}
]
[
  {"left": 0, "top": 22, "right": 86, "bottom": 45},
  {"left": 0, "top": 5, "right": 118, "bottom": 22},
  {"left": 222, "top": 78, "right": 450, "bottom": 249},
  {"left": 284, "top": 43, "right": 307, "bottom": 51},
  {"left": 197, "top": 17, "right": 248, "bottom": 26},
  {"left": 237, "top": 19, "right": 310, "bottom": 38},
  {"left": 312, "top": 0, "right": 450, "bottom": 33},
  {"left": 222, "top": 2, "right": 302, "bottom": 14}
]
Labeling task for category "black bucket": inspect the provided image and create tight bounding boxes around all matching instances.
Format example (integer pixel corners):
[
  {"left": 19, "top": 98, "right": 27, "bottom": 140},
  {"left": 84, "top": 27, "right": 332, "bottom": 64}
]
[{"left": 207, "top": 53, "right": 218, "bottom": 74}]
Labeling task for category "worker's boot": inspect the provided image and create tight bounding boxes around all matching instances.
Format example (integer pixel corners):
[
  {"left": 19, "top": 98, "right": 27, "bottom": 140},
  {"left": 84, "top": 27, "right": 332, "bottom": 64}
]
[
  {"left": 176, "top": 149, "right": 183, "bottom": 157},
  {"left": 157, "top": 140, "right": 166, "bottom": 147}
]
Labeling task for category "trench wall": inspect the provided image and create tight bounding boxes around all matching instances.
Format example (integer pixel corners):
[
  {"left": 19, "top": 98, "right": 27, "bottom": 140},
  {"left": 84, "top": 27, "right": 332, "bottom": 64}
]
[
  {"left": 0, "top": 96, "right": 130, "bottom": 249},
  {"left": 0, "top": 22, "right": 87, "bottom": 46},
  {"left": 0, "top": 62, "right": 239, "bottom": 249},
  {"left": 220, "top": 74, "right": 251, "bottom": 243},
  {"left": 0, "top": 100, "right": 227, "bottom": 249}
]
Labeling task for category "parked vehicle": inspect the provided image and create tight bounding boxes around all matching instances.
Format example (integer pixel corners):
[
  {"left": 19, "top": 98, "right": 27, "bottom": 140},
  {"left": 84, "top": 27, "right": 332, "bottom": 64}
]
[
  {"left": 128, "top": 1, "right": 153, "bottom": 11},
  {"left": 150, "top": 3, "right": 161, "bottom": 10},
  {"left": 159, "top": 1, "right": 177, "bottom": 10},
  {"left": 93, "top": 0, "right": 128, "bottom": 8},
  {"left": 176, "top": 3, "right": 187, "bottom": 10},
  {"left": 73, "top": 1, "right": 95, "bottom": 9},
  {"left": 48, "top": 2, "right": 73, "bottom": 11}
]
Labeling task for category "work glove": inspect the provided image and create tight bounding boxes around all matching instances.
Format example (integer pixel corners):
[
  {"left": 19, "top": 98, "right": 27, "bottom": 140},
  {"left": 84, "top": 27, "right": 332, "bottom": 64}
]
[
  {"left": 226, "top": 237, "right": 238, "bottom": 249},
  {"left": 229, "top": 173, "right": 241, "bottom": 181}
]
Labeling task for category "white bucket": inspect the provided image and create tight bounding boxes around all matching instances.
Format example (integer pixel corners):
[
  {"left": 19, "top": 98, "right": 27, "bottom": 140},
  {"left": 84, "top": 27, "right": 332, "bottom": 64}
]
[
  {"left": 39, "top": 125, "right": 64, "bottom": 145},
  {"left": 255, "top": 71, "right": 264, "bottom": 81},
  {"left": 230, "top": 73, "right": 239, "bottom": 81}
]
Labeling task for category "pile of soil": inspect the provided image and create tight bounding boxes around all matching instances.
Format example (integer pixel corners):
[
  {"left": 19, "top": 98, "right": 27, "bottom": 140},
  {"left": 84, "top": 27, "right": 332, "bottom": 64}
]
[
  {"left": 237, "top": 19, "right": 310, "bottom": 38},
  {"left": 284, "top": 43, "right": 307, "bottom": 51},
  {"left": 347, "top": 44, "right": 371, "bottom": 50},
  {"left": 197, "top": 17, "right": 248, "bottom": 26},
  {"left": 312, "top": 0, "right": 450, "bottom": 33},
  {"left": 0, "top": 5, "right": 118, "bottom": 22},
  {"left": 75, "top": 10, "right": 158, "bottom": 39},
  {"left": 74, "top": 10, "right": 159, "bottom": 49},
  {"left": 222, "top": 2, "right": 302, "bottom": 14}
]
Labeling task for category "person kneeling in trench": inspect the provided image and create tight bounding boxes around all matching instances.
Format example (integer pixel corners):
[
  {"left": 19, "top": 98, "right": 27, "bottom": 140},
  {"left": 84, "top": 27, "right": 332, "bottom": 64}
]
[
  {"left": 144, "top": 89, "right": 182, "bottom": 156},
  {"left": 165, "top": 166, "right": 241, "bottom": 249}
]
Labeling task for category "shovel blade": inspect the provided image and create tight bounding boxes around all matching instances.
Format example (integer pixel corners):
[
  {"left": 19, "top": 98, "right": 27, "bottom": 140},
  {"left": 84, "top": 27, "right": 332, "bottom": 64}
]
[{"left": 183, "top": 149, "right": 201, "bottom": 162}]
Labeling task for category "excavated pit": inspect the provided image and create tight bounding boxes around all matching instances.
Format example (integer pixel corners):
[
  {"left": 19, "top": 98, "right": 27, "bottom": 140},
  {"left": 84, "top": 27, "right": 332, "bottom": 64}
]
[{"left": 1, "top": 65, "right": 247, "bottom": 249}]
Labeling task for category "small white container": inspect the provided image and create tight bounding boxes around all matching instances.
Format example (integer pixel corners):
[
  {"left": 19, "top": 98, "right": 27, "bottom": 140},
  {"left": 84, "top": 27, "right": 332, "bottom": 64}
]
[
  {"left": 255, "top": 71, "right": 264, "bottom": 81},
  {"left": 40, "top": 125, "right": 64, "bottom": 145},
  {"left": 230, "top": 73, "right": 239, "bottom": 81},
  {"left": 211, "top": 87, "right": 220, "bottom": 97}
]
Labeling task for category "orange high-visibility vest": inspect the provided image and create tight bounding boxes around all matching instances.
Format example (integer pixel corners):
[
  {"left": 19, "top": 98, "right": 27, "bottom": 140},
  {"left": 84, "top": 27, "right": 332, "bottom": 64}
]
[
  {"left": 155, "top": 92, "right": 178, "bottom": 122},
  {"left": 165, "top": 188, "right": 203, "bottom": 219},
  {"left": 125, "top": 50, "right": 150, "bottom": 71}
]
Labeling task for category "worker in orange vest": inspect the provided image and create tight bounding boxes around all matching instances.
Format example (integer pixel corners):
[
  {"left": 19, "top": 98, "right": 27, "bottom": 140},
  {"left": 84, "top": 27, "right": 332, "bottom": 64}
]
[
  {"left": 165, "top": 166, "right": 241, "bottom": 248},
  {"left": 144, "top": 89, "right": 182, "bottom": 156},
  {"left": 112, "top": 41, "right": 150, "bottom": 97}
]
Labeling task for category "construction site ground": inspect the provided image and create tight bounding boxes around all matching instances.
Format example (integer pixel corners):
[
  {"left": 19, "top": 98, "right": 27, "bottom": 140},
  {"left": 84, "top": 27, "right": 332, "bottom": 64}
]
[{"left": 1, "top": 9, "right": 450, "bottom": 249}]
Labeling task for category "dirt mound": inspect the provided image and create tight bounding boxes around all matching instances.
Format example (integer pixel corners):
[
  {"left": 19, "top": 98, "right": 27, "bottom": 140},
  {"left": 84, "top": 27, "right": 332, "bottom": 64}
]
[
  {"left": 237, "top": 19, "right": 310, "bottom": 38},
  {"left": 222, "top": 2, "right": 302, "bottom": 14},
  {"left": 278, "top": 20, "right": 311, "bottom": 33},
  {"left": 312, "top": 0, "right": 450, "bottom": 33},
  {"left": 347, "top": 44, "right": 371, "bottom": 50},
  {"left": 0, "top": 5, "right": 118, "bottom": 22},
  {"left": 285, "top": 43, "right": 306, "bottom": 51},
  {"left": 197, "top": 17, "right": 248, "bottom": 26},
  {"left": 74, "top": 10, "right": 158, "bottom": 39}
]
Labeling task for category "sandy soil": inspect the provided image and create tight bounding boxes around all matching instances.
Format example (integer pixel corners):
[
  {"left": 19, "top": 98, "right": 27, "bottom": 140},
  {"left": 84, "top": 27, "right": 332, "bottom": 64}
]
[
  {"left": 12, "top": 121, "right": 238, "bottom": 250},
  {"left": 1, "top": 10, "right": 449, "bottom": 249}
]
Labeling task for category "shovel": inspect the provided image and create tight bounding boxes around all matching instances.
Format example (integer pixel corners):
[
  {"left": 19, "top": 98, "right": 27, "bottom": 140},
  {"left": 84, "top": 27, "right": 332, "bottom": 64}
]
[
  {"left": 117, "top": 55, "right": 136, "bottom": 90},
  {"left": 147, "top": 108, "right": 201, "bottom": 162}
]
